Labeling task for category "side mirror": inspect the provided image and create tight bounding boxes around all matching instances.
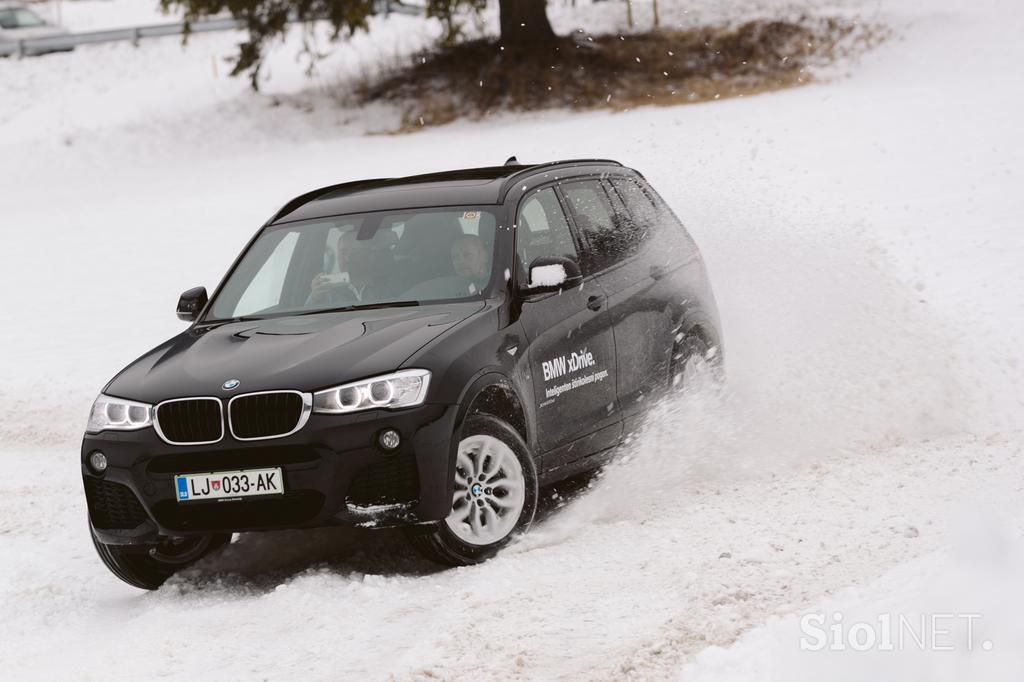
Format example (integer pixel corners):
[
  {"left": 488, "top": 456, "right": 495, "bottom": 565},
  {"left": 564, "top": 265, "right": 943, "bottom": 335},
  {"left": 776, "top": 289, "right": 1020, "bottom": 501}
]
[
  {"left": 176, "top": 286, "right": 208, "bottom": 322},
  {"left": 523, "top": 256, "right": 583, "bottom": 295}
]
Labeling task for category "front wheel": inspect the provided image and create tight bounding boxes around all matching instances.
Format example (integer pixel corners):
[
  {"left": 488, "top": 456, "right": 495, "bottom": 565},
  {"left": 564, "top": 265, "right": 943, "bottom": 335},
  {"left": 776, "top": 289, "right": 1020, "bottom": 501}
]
[
  {"left": 90, "top": 525, "right": 230, "bottom": 590},
  {"left": 406, "top": 415, "right": 538, "bottom": 566}
]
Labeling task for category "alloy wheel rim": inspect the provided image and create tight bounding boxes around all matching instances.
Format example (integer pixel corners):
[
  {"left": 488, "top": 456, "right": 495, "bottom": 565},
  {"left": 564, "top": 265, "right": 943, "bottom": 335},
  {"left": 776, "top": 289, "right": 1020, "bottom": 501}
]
[{"left": 445, "top": 434, "right": 526, "bottom": 546}]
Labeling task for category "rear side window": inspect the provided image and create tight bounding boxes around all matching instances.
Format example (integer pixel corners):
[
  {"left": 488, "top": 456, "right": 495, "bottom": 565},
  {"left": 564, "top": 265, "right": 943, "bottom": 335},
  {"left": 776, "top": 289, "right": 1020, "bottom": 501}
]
[
  {"left": 608, "top": 175, "right": 697, "bottom": 260},
  {"left": 561, "top": 180, "right": 626, "bottom": 272},
  {"left": 608, "top": 176, "right": 658, "bottom": 227},
  {"left": 516, "top": 188, "right": 581, "bottom": 269}
]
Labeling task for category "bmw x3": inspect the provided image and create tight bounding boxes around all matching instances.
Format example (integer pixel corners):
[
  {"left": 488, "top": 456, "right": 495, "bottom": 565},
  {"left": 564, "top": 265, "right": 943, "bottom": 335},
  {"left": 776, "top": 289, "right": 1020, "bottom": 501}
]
[{"left": 81, "top": 159, "right": 723, "bottom": 589}]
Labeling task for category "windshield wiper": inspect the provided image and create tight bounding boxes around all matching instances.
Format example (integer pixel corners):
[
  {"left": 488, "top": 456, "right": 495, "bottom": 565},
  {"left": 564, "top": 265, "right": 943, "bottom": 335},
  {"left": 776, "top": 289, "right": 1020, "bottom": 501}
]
[
  {"left": 194, "top": 315, "right": 265, "bottom": 327},
  {"left": 203, "top": 301, "right": 422, "bottom": 325},
  {"left": 297, "top": 300, "right": 421, "bottom": 316}
]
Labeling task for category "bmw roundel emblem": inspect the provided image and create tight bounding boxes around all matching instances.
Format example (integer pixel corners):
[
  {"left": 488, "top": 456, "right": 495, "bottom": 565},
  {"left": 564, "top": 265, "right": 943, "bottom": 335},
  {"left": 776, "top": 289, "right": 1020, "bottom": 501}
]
[{"left": 222, "top": 379, "right": 241, "bottom": 391}]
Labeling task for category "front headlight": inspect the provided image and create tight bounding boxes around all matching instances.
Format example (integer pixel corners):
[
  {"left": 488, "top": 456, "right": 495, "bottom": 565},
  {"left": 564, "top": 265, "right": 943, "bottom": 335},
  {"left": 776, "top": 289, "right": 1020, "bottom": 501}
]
[
  {"left": 313, "top": 369, "right": 431, "bottom": 414},
  {"left": 86, "top": 394, "right": 153, "bottom": 433}
]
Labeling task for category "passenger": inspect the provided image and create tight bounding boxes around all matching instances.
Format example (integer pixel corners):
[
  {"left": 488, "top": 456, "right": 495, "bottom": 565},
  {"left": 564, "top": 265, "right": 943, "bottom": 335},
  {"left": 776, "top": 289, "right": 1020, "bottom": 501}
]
[
  {"left": 309, "top": 229, "right": 400, "bottom": 305},
  {"left": 450, "top": 234, "right": 491, "bottom": 294}
]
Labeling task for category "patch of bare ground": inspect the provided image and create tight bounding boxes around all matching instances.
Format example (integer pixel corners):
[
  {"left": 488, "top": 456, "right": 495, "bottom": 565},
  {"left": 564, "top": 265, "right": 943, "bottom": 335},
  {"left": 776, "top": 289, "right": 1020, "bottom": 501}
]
[{"left": 351, "top": 16, "right": 885, "bottom": 132}]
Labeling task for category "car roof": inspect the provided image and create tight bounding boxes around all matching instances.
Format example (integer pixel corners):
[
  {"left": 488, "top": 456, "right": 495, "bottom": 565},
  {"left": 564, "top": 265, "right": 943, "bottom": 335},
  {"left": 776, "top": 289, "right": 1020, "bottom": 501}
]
[{"left": 268, "top": 159, "right": 624, "bottom": 225}]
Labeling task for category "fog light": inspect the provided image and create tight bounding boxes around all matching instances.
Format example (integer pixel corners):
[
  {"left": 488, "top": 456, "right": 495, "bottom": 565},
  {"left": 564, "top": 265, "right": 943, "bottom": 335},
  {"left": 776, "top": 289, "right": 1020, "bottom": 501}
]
[
  {"left": 88, "top": 451, "right": 108, "bottom": 473},
  {"left": 378, "top": 429, "right": 401, "bottom": 451}
]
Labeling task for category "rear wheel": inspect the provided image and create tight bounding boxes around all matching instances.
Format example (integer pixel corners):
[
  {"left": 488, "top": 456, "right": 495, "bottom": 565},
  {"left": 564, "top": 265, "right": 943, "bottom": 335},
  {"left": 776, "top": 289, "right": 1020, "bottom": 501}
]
[
  {"left": 406, "top": 415, "right": 538, "bottom": 566},
  {"left": 671, "top": 330, "right": 724, "bottom": 391},
  {"left": 90, "top": 525, "right": 230, "bottom": 590}
]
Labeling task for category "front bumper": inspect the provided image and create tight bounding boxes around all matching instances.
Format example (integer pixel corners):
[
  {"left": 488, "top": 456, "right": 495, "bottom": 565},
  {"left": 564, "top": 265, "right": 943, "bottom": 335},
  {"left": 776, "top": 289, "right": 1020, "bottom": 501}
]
[{"left": 82, "top": 403, "right": 459, "bottom": 545}]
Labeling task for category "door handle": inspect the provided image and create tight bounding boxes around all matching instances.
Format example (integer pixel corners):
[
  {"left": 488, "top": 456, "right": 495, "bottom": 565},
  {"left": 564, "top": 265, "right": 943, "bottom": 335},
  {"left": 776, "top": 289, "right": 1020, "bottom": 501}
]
[{"left": 587, "top": 295, "right": 605, "bottom": 311}]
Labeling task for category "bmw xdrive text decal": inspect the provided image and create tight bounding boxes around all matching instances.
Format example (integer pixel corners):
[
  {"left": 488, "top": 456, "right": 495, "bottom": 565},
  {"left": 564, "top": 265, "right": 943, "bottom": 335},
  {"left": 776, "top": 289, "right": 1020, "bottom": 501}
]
[{"left": 539, "top": 348, "right": 610, "bottom": 406}]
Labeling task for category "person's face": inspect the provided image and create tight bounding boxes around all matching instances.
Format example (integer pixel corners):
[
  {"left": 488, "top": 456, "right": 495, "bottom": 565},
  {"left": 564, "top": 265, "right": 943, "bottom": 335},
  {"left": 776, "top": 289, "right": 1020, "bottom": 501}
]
[
  {"left": 338, "top": 232, "right": 376, "bottom": 284},
  {"left": 452, "top": 238, "right": 488, "bottom": 281},
  {"left": 336, "top": 232, "right": 355, "bottom": 271}
]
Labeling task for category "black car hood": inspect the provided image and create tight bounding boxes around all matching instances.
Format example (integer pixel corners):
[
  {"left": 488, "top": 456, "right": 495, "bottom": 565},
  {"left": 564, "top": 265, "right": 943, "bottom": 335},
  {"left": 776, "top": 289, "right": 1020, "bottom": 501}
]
[{"left": 106, "top": 301, "right": 485, "bottom": 404}]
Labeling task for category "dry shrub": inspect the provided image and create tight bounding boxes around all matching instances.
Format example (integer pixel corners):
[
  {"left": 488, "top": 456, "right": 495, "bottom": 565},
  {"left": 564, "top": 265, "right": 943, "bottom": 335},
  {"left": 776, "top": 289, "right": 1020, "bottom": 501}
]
[{"left": 354, "top": 16, "right": 884, "bottom": 131}]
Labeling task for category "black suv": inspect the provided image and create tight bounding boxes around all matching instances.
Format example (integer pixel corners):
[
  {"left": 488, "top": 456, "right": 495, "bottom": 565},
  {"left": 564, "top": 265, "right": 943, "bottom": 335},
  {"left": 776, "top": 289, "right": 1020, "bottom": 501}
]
[{"left": 82, "top": 159, "right": 723, "bottom": 588}]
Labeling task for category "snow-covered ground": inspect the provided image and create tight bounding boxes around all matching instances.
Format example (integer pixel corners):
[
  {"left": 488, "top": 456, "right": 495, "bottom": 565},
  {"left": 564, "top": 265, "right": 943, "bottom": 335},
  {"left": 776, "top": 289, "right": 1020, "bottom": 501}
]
[
  {"left": 1, "top": 0, "right": 1023, "bottom": 679},
  {"left": 682, "top": 516, "right": 1024, "bottom": 681}
]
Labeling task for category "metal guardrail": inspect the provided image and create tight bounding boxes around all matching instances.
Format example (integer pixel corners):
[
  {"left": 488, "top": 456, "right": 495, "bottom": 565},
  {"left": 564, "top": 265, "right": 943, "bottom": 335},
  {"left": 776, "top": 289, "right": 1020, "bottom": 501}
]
[{"left": 0, "top": 0, "right": 423, "bottom": 58}]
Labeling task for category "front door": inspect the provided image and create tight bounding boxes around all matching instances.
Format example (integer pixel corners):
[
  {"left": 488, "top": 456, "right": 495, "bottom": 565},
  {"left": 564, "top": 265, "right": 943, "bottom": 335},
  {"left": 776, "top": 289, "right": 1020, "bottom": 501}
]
[{"left": 514, "top": 187, "right": 620, "bottom": 466}]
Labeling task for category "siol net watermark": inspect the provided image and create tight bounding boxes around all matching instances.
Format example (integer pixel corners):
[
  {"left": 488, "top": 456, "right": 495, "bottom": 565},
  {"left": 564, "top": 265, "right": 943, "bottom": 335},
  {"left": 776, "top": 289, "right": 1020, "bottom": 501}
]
[{"left": 800, "top": 612, "right": 993, "bottom": 652}]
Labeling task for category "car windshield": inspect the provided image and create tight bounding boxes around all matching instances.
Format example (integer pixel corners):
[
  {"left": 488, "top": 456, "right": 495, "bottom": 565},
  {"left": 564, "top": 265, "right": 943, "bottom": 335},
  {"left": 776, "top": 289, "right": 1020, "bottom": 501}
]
[
  {"left": 206, "top": 207, "right": 500, "bottom": 322},
  {"left": 0, "top": 8, "right": 47, "bottom": 28}
]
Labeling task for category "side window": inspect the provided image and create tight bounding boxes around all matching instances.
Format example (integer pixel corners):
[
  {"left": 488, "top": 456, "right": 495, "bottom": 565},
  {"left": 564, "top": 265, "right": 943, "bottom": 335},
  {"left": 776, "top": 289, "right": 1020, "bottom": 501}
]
[
  {"left": 516, "top": 188, "right": 581, "bottom": 271},
  {"left": 561, "top": 179, "right": 628, "bottom": 272},
  {"left": 609, "top": 176, "right": 658, "bottom": 228},
  {"left": 611, "top": 176, "right": 696, "bottom": 258}
]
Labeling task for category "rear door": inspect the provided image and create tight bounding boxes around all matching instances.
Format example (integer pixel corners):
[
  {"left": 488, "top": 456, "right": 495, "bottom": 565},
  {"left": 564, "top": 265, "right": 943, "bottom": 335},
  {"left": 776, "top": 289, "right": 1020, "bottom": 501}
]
[
  {"left": 514, "top": 186, "right": 621, "bottom": 467},
  {"left": 560, "top": 177, "right": 675, "bottom": 428}
]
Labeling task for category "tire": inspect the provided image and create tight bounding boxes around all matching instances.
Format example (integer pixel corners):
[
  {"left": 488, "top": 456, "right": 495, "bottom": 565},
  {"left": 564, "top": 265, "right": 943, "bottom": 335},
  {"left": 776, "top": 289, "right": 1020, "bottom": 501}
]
[
  {"left": 90, "top": 524, "right": 230, "bottom": 590},
  {"left": 406, "top": 414, "right": 539, "bottom": 566},
  {"left": 671, "top": 329, "right": 725, "bottom": 391}
]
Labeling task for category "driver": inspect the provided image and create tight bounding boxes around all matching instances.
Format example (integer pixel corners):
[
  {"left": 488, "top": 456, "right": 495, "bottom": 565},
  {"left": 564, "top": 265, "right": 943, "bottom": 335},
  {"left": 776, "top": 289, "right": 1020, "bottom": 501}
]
[
  {"left": 450, "top": 234, "right": 491, "bottom": 294},
  {"left": 309, "top": 229, "right": 399, "bottom": 305}
]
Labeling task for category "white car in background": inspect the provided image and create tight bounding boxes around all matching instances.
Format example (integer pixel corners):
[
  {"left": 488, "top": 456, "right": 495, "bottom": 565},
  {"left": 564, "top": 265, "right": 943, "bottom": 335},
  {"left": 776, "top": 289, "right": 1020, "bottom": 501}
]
[{"left": 0, "top": 1, "right": 71, "bottom": 55}]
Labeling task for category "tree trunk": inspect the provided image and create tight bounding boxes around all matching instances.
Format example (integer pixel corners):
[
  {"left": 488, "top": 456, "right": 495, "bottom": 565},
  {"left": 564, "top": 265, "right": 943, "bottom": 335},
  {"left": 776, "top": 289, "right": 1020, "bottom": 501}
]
[{"left": 499, "top": 0, "right": 557, "bottom": 46}]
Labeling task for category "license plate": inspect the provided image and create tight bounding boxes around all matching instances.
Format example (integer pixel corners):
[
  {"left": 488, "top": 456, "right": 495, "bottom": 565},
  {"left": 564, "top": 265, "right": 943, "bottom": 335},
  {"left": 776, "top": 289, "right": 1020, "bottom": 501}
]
[{"left": 174, "top": 467, "right": 284, "bottom": 503}]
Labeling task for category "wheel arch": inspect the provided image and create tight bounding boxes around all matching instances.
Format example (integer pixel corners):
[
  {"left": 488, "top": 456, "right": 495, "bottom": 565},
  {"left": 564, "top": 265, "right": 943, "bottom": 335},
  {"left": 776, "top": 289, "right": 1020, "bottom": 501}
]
[
  {"left": 669, "top": 309, "right": 725, "bottom": 380},
  {"left": 674, "top": 310, "right": 724, "bottom": 357},
  {"left": 452, "top": 372, "right": 533, "bottom": 453}
]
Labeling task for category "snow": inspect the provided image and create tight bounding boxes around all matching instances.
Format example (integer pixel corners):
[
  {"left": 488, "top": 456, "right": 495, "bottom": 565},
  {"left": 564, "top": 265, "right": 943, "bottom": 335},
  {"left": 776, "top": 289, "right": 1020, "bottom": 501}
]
[
  {"left": 681, "top": 521, "right": 1024, "bottom": 681},
  {"left": 528, "top": 263, "right": 568, "bottom": 287},
  {"left": 2, "top": 0, "right": 1023, "bottom": 679}
]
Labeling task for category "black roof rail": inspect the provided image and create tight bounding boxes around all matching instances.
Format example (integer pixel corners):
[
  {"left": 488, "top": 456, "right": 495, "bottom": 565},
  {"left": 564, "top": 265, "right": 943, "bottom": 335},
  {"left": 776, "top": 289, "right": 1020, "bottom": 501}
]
[
  {"left": 266, "top": 158, "right": 623, "bottom": 224},
  {"left": 497, "top": 158, "right": 623, "bottom": 200}
]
